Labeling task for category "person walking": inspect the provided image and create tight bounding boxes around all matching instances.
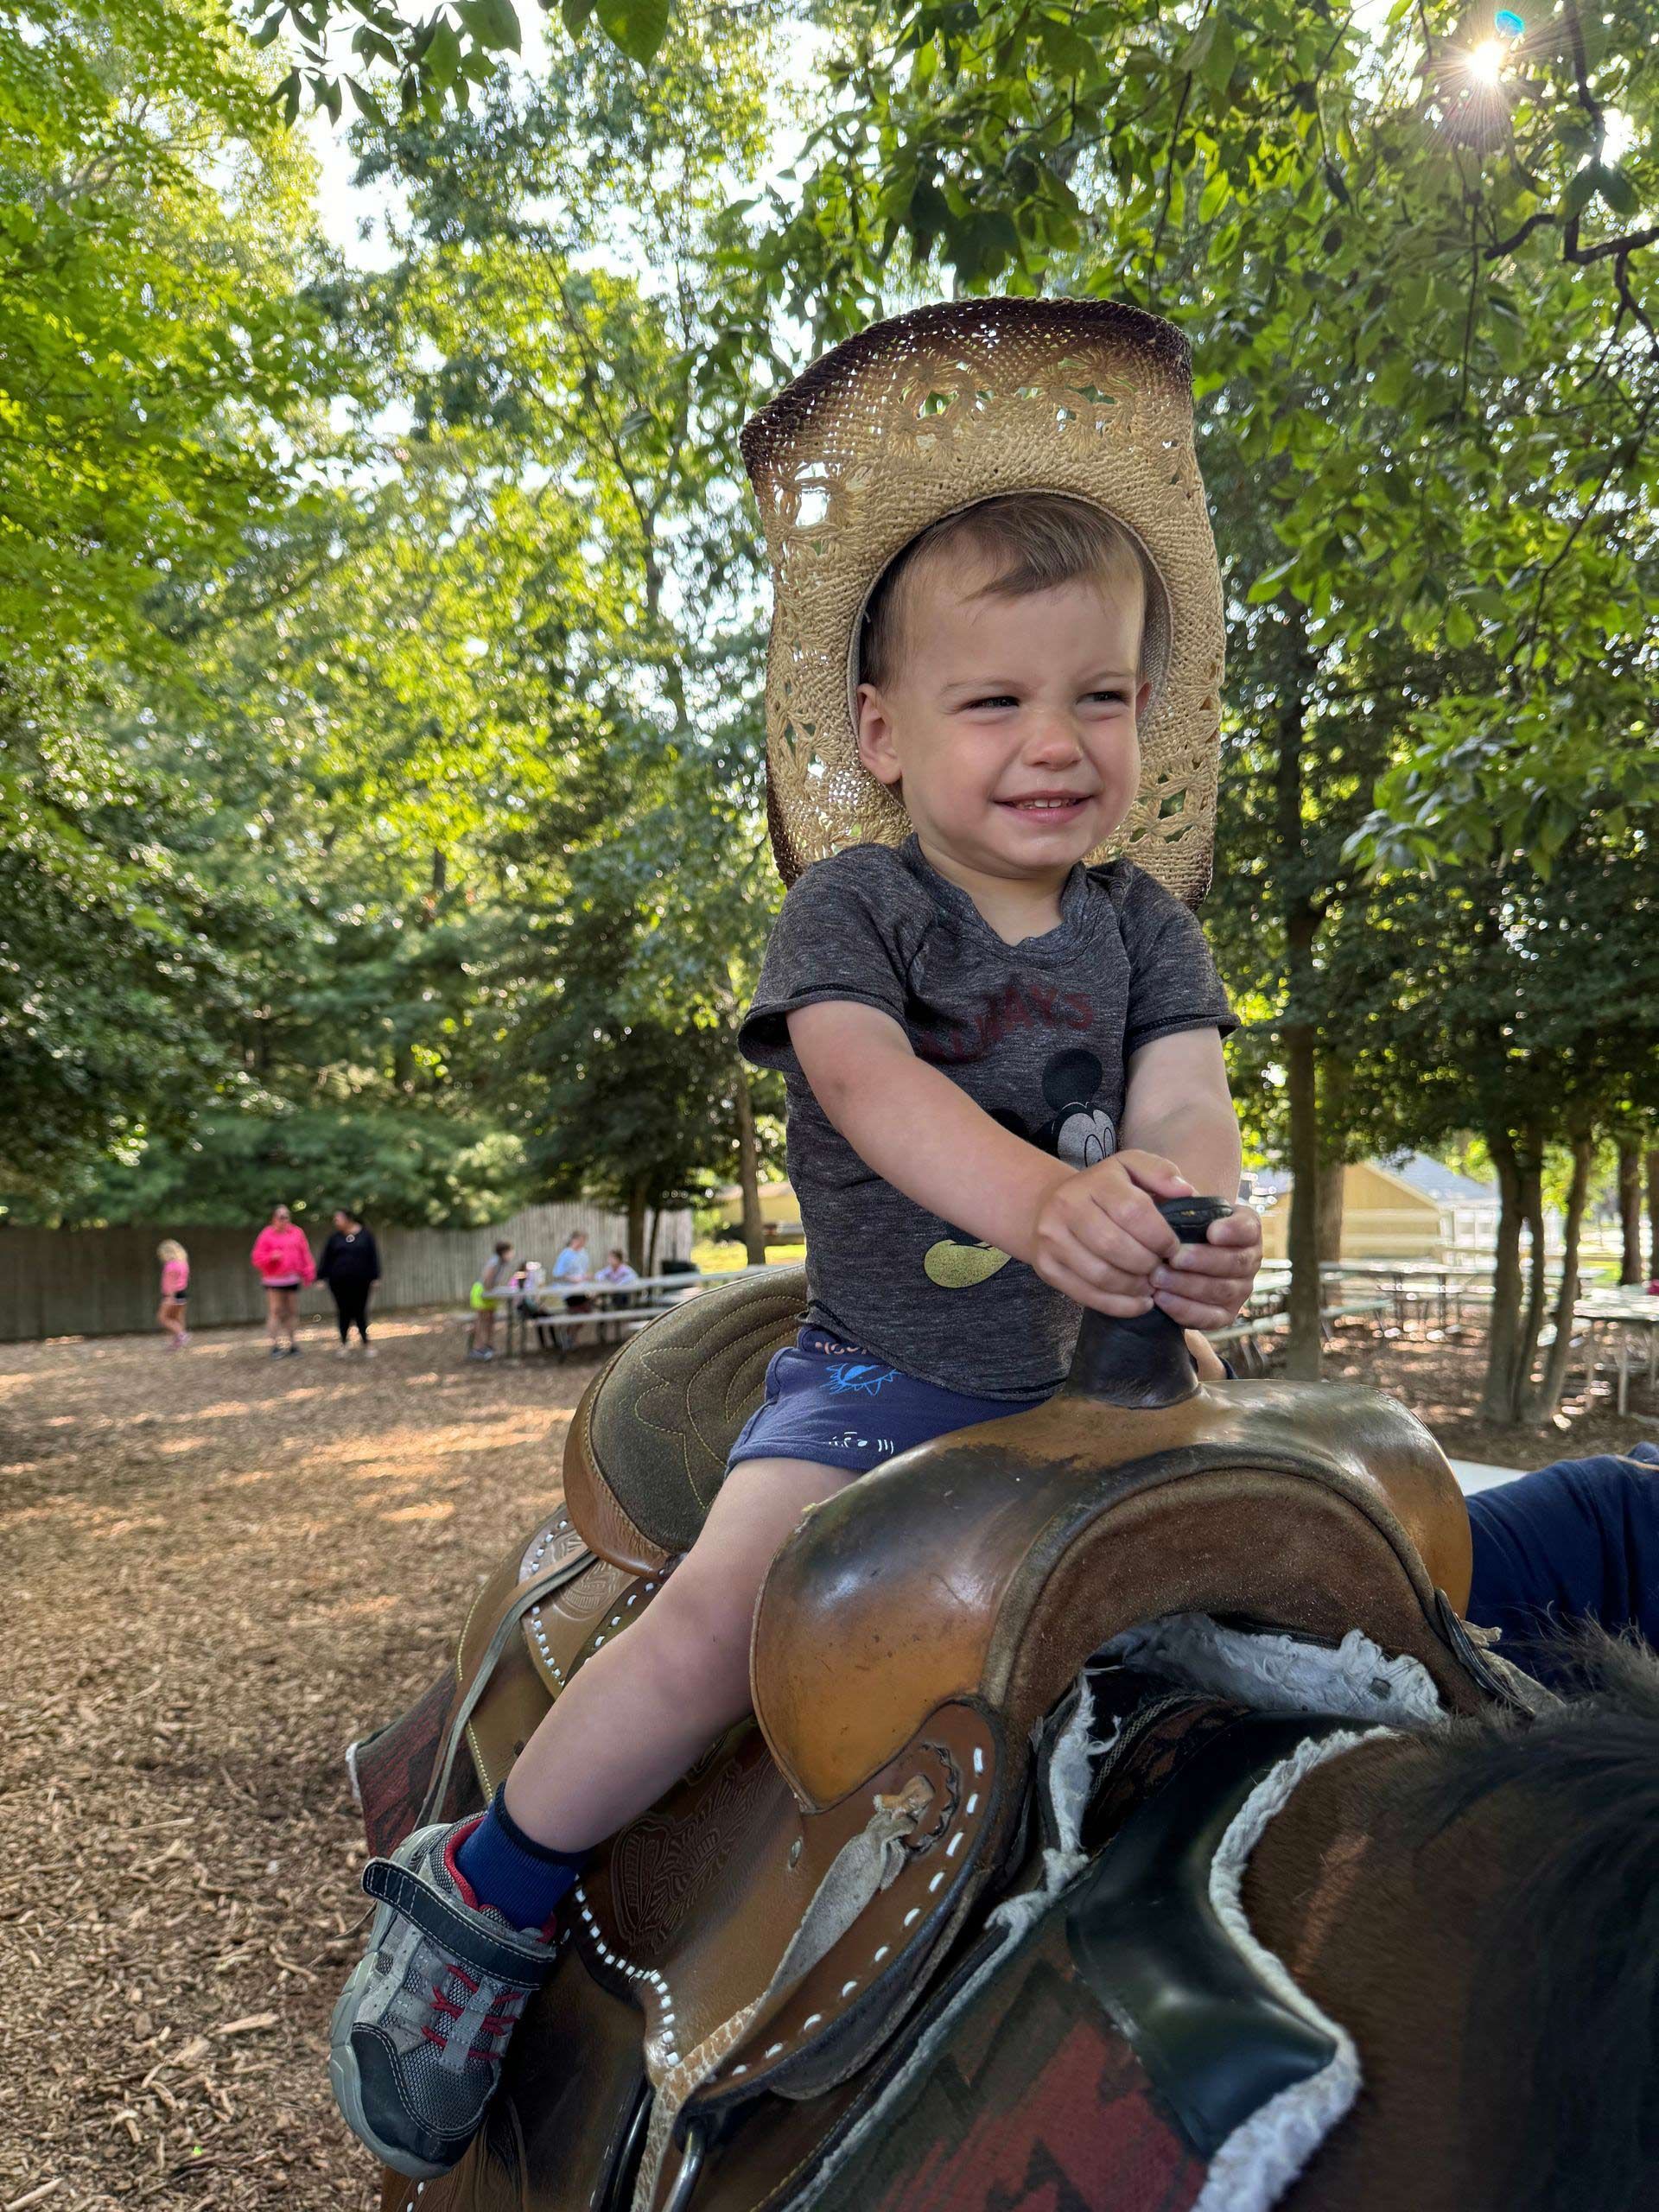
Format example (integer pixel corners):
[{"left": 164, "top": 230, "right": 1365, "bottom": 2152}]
[
  {"left": 250, "top": 1204, "right": 315, "bottom": 1357},
  {"left": 320, "top": 1209, "right": 382, "bottom": 1357},
  {"left": 156, "top": 1239, "right": 191, "bottom": 1351}
]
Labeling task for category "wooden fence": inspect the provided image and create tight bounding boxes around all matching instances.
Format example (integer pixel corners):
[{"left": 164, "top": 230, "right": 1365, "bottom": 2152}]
[{"left": 0, "top": 1203, "right": 693, "bottom": 1343}]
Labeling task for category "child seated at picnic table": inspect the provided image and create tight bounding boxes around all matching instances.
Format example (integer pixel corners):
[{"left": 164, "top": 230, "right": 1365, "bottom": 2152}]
[
  {"left": 331, "top": 298, "right": 1262, "bottom": 2178},
  {"left": 594, "top": 1248, "right": 638, "bottom": 1292}
]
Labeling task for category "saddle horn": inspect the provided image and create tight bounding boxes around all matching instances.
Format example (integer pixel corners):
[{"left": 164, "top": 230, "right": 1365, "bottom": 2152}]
[{"left": 1064, "top": 1196, "right": 1234, "bottom": 1410}]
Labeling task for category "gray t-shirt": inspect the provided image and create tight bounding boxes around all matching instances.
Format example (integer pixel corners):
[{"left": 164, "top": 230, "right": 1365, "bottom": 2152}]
[{"left": 739, "top": 836, "right": 1236, "bottom": 1396}]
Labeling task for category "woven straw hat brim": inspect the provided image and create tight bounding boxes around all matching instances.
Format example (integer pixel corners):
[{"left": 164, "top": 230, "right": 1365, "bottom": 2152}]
[{"left": 741, "top": 296, "right": 1224, "bottom": 903}]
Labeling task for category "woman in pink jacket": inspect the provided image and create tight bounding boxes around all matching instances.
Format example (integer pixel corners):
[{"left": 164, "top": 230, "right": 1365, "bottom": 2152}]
[{"left": 251, "top": 1204, "right": 315, "bottom": 1357}]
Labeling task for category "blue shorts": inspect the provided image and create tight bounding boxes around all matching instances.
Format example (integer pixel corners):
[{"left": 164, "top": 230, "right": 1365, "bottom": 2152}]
[{"left": 727, "top": 1329, "right": 1051, "bottom": 1477}]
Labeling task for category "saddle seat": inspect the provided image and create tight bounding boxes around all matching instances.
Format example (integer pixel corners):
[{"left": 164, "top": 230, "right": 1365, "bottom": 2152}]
[{"left": 491, "top": 1268, "right": 1506, "bottom": 2208}]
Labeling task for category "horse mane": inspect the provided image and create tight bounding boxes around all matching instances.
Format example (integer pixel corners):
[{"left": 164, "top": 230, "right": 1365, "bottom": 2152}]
[{"left": 1416, "top": 1629, "right": 1659, "bottom": 2212}]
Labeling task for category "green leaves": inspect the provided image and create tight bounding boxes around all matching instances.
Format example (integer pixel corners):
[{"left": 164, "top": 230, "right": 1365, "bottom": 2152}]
[
  {"left": 457, "top": 0, "right": 521, "bottom": 52},
  {"left": 423, "top": 17, "right": 462, "bottom": 88},
  {"left": 594, "top": 0, "right": 670, "bottom": 65}
]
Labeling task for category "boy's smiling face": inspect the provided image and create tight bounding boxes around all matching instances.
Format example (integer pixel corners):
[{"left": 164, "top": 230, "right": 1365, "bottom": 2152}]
[{"left": 855, "top": 555, "right": 1149, "bottom": 894}]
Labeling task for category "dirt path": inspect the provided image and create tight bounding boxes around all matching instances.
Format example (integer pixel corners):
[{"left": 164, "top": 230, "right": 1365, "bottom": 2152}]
[
  {"left": 1, "top": 1318, "right": 597, "bottom": 2211},
  {"left": 2, "top": 1313, "right": 1650, "bottom": 2209}
]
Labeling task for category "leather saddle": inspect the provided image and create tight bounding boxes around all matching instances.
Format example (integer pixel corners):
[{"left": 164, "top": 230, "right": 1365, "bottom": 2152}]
[{"left": 378, "top": 1262, "right": 1527, "bottom": 2212}]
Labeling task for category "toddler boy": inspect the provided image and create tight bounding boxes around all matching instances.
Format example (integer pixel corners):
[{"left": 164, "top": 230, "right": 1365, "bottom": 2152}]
[{"left": 330, "top": 299, "right": 1260, "bottom": 2180}]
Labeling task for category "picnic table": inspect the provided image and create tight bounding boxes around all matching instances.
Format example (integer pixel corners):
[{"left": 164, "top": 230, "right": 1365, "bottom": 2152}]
[
  {"left": 1211, "top": 1295, "right": 1391, "bottom": 1376},
  {"left": 1574, "top": 1288, "right": 1659, "bottom": 1415},
  {"left": 493, "top": 1264, "right": 773, "bottom": 1359}
]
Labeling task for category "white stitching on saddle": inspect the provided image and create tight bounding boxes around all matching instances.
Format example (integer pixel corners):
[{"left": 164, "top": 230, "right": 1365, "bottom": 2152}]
[
  {"left": 527, "top": 1606, "right": 567, "bottom": 1688},
  {"left": 927, "top": 1872, "right": 945, "bottom": 1893},
  {"left": 972, "top": 1749, "right": 983, "bottom": 1773},
  {"left": 520, "top": 1514, "right": 563, "bottom": 1579},
  {"left": 964, "top": 1793, "right": 978, "bottom": 1815},
  {"left": 871, "top": 1946, "right": 888, "bottom": 1964},
  {"left": 946, "top": 1832, "right": 963, "bottom": 1858},
  {"left": 575, "top": 1881, "right": 683, "bottom": 2056}
]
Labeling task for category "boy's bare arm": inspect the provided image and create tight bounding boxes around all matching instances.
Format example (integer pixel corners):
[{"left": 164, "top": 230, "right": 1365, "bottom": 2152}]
[
  {"left": 790, "top": 1001, "right": 1200, "bottom": 1319},
  {"left": 1120, "top": 1028, "right": 1261, "bottom": 1330},
  {"left": 1119, "top": 1028, "right": 1242, "bottom": 1198},
  {"left": 787, "top": 1001, "right": 1071, "bottom": 1253}
]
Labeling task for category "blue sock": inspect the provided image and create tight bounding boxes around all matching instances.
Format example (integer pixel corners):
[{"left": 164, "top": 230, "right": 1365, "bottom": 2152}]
[{"left": 454, "top": 1793, "right": 587, "bottom": 1929}]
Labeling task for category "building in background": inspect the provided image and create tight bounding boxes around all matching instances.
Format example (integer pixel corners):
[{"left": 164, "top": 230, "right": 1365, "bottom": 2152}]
[
  {"left": 709, "top": 1181, "right": 804, "bottom": 1248},
  {"left": 1254, "top": 1154, "right": 1502, "bottom": 1261}
]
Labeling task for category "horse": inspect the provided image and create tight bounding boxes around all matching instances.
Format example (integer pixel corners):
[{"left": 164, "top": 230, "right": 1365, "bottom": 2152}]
[{"left": 346, "top": 1236, "right": 1659, "bottom": 2212}]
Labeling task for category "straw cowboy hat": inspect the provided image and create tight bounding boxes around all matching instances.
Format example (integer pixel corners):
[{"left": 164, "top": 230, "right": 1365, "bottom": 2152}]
[{"left": 741, "top": 296, "right": 1224, "bottom": 903}]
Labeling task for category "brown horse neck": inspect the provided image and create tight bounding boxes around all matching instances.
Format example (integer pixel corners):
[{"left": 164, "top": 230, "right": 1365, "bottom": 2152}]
[{"left": 1243, "top": 1732, "right": 1522, "bottom": 2212}]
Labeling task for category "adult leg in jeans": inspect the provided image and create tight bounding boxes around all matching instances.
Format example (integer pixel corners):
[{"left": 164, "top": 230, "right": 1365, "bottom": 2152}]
[{"left": 1465, "top": 1442, "right": 1659, "bottom": 1687}]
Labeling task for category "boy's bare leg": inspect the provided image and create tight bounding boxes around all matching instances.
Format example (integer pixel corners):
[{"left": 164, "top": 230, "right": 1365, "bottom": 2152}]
[
  {"left": 502, "top": 1455, "right": 855, "bottom": 1853},
  {"left": 328, "top": 1455, "right": 853, "bottom": 2178}
]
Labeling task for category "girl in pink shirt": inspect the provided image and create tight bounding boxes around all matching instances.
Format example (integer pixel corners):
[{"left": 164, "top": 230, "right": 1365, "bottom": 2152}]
[
  {"left": 250, "top": 1205, "right": 315, "bottom": 1357},
  {"left": 156, "top": 1239, "right": 190, "bottom": 1350}
]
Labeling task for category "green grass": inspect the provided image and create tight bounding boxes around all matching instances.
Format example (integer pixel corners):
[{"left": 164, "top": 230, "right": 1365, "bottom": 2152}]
[{"left": 689, "top": 1239, "right": 805, "bottom": 1273}]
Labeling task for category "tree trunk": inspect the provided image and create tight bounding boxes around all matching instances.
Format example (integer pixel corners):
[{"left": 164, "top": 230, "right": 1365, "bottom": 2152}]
[
  {"left": 1648, "top": 1147, "right": 1659, "bottom": 1281},
  {"left": 1618, "top": 1140, "right": 1643, "bottom": 1285},
  {"left": 1317, "top": 1156, "right": 1344, "bottom": 1267},
  {"left": 1284, "top": 1008, "right": 1323, "bottom": 1379},
  {"left": 626, "top": 1175, "right": 648, "bottom": 1275},
  {"left": 733, "top": 1065, "right": 768, "bottom": 1268},
  {"left": 1316, "top": 1056, "right": 1349, "bottom": 1268},
  {"left": 1480, "top": 1135, "right": 1525, "bottom": 1422},
  {"left": 1516, "top": 1148, "right": 1548, "bottom": 1404},
  {"left": 1527, "top": 1135, "right": 1593, "bottom": 1419},
  {"left": 1273, "top": 604, "right": 1322, "bottom": 1380},
  {"left": 645, "top": 1205, "right": 663, "bottom": 1277}
]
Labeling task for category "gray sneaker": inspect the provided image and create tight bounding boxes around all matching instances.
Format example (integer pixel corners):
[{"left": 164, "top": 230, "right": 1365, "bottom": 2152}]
[{"left": 328, "top": 1815, "right": 556, "bottom": 2178}]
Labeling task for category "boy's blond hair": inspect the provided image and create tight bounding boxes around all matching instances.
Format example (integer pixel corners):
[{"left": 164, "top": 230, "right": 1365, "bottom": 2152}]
[
  {"left": 859, "top": 493, "right": 1149, "bottom": 690},
  {"left": 157, "top": 1238, "right": 187, "bottom": 1263}
]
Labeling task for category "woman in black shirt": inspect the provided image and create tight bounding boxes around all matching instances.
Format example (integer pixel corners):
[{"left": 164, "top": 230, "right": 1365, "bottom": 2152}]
[{"left": 319, "top": 1210, "right": 382, "bottom": 1357}]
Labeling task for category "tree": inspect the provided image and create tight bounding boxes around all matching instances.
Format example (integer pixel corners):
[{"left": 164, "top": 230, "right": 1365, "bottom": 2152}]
[
  {"left": 1312, "top": 817, "right": 1658, "bottom": 1423},
  {"left": 0, "top": 0, "right": 337, "bottom": 1211},
  {"left": 347, "top": 24, "right": 787, "bottom": 1249}
]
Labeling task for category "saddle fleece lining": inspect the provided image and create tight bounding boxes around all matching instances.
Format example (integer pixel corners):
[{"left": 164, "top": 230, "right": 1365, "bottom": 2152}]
[{"left": 1105, "top": 1613, "right": 1446, "bottom": 1726}]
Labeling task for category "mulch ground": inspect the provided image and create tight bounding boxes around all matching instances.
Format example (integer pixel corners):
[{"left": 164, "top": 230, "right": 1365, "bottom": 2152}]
[
  {"left": 1, "top": 1309, "right": 1652, "bottom": 2210},
  {"left": 1320, "top": 1317, "right": 1657, "bottom": 1466},
  {"left": 1, "top": 1314, "right": 601, "bottom": 2212}
]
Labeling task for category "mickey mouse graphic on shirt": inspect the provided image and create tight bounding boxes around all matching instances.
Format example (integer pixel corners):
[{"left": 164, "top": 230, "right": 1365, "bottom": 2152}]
[{"left": 922, "top": 1050, "right": 1117, "bottom": 1288}]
